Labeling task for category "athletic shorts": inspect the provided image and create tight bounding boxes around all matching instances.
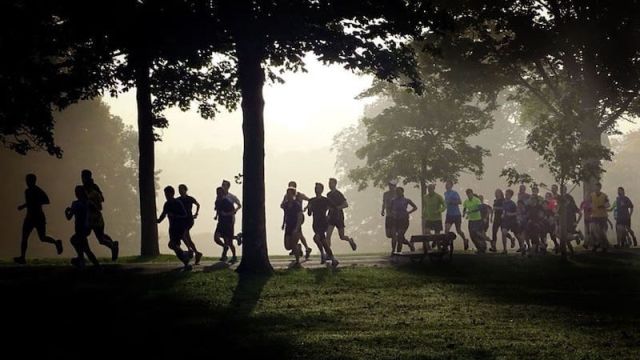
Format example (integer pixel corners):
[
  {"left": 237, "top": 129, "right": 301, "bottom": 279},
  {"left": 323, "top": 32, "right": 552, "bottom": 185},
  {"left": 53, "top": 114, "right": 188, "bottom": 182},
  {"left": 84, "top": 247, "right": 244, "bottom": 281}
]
[
  {"left": 424, "top": 219, "right": 443, "bottom": 232},
  {"left": 468, "top": 220, "right": 484, "bottom": 234},
  {"left": 313, "top": 221, "right": 328, "bottom": 239},
  {"left": 395, "top": 217, "right": 409, "bottom": 235},
  {"left": 591, "top": 217, "right": 608, "bottom": 231},
  {"left": 501, "top": 217, "right": 519, "bottom": 234},
  {"left": 284, "top": 221, "right": 298, "bottom": 236},
  {"left": 617, "top": 218, "right": 631, "bottom": 227},
  {"left": 23, "top": 214, "right": 46, "bottom": 237},
  {"left": 168, "top": 226, "right": 186, "bottom": 246},
  {"left": 328, "top": 212, "right": 345, "bottom": 229},
  {"left": 445, "top": 214, "right": 462, "bottom": 226},
  {"left": 385, "top": 216, "right": 395, "bottom": 238},
  {"left": 216, "top": 218, "right": 234, "bottom": 239}
]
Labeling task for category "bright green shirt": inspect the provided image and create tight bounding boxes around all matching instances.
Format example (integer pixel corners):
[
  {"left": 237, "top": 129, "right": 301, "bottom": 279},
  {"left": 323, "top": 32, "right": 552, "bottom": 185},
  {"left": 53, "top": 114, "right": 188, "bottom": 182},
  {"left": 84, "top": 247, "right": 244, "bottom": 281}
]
[
  {"left": 463, "top": 196, "right": 482, "bottom": 221},
  {"left": 423, "top": 192, "right": 446, "bottom": 221}
]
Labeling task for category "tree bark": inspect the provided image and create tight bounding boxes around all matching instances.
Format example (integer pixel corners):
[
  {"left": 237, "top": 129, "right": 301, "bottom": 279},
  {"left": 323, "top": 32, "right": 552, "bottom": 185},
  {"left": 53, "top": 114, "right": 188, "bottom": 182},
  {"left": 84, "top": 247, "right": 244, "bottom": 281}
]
[
  {"left": 558, "top": 179, "right": 568, "bottom": 260},
  {"left": 235, "top": 39, "right": 273, "bottom": 274},
  {"left": 420, "top": 160, "right": 427, "bottom": 234},
  {"left": 134, "top": 55, "right": 160, "bottom": 256}
]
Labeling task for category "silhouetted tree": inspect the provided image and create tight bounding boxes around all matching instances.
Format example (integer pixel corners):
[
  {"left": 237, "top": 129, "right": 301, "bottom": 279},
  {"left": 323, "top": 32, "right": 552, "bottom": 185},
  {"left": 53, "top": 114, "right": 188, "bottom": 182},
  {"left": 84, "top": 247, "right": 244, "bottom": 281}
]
[
  {"left": 429, "top": 0, "right": 640, "bottom": 201},
  {"left": 212, "top": 1, "right": 433, "bottom": 273},
  {"left": 1, "top": 1, "right": 239, "bottom": 256}
]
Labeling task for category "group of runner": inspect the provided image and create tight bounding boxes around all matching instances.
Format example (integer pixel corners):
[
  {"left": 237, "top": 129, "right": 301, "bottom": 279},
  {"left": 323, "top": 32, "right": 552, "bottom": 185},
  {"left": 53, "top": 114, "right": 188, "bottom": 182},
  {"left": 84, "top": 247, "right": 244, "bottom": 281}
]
[
  {"left": 280, "top": 178, "right": 357, "bottom": 268},
  {"left": 14, "top": 170, "right": 119, "bottom": 267},
  {"left": 382, "top": 180, "right": 636, "bottom": 255}
]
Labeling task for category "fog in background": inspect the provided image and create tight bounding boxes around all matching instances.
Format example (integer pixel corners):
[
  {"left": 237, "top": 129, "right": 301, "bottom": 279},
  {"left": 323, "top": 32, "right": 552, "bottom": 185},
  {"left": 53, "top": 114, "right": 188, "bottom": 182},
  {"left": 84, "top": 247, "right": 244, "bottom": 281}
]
[{"left": 1, "top": 57, "right": 639, "bottom": 258}]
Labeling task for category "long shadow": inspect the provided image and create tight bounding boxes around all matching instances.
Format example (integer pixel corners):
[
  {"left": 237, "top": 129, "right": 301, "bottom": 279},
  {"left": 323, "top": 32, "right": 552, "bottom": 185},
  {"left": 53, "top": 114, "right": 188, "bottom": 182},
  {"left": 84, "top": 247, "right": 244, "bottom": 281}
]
[
  {"left": 393, "top": 250, "right": 640, "bottom": 318},
  {"left": 0, "top": 265, "right": 349, "bottom": 358}
]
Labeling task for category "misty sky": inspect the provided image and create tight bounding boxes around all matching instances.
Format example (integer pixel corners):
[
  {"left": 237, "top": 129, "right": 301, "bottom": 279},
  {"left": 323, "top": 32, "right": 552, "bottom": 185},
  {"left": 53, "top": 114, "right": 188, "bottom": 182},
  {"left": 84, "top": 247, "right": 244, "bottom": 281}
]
[
  {"left": 107, "top": 56, "right": 375, "bottom": 153},
  {"left": 106, "top": 56, "right": 375, "bottom": 255},
  {"left": 104, "top": 55, "right": 639, "bottom": 256}
]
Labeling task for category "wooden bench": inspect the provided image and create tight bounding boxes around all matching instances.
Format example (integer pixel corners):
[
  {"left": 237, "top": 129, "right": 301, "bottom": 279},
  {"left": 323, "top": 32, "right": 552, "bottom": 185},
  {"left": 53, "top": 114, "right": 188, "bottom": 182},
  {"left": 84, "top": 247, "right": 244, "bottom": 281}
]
[{"left": 393, "top": 232, "right": 456, "bottom": 263}]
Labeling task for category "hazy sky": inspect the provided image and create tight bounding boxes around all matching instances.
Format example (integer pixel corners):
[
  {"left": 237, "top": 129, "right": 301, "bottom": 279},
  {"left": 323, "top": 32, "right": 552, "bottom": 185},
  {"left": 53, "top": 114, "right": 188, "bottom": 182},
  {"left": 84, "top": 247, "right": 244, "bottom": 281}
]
[
  {"left": 106, "top": 56, "right": 376, "bottom": 255},
  {"left": 107, "top": 56, "right": 375, "bottom": 153}
]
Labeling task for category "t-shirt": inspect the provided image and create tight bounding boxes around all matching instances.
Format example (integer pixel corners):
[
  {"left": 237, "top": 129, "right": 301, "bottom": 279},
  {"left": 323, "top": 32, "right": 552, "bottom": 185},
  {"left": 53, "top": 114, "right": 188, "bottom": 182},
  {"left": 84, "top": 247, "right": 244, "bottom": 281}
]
[
  {"left": 283, "top": 200, "right": 302, "bottom": 225},
  {"left": 24, "top": 186, "right": 49, "bottom": 217},
  {"left": 70, "top": 200, "right": 90, "bottom": 233},
  {"left": 463, "top": 196, "right": 482, "bottom": 221},
  {"left": 391, "top": 197, "right": 411, "bottom": 220},
  {"left": 178, "top": 195, "right": 197, "bottom": 218},
  {"left": 327, "top": 189, "right": 347, "bottom": 218},
  {"left": 444, "top": 190, "right": 462, "bottom": 216},
  {"left": 493, "top": 198, "right": 504, "bottom": 219},
  {"left": 382, "top": 190, "right": 396, "bottom": 217},
  {"left": 525, "top": 195, "right": 545, "bottom": 221},
  {"left": 423, "top": 192, "right": 445, "bottom": 221},
  {"left": 590, "top": 192, "right": 609, "bottom": 218},
  {"left": 503, "top": 199, "right": 517, "bottom": 219},
  {"left": 561, "top": 194, "right": 579, "bottom": 216},
  {"left": 615, "top": 196, "right": 634, "bottom": 220},
  {"left": 307, "top": 196, "right": 330, "bottom": 225},
  {"left": 84, "top": 183, "right": 104, "bottom": 213},
  {"left": 163, "top": 198, "right": 187, "bottom": 229},
  {"left": 480, "top": 203, "right": 491, "bottom": 220},
  {"left": 215, "top": 197, "right": 234, "bottom": 222},
  {"left": 281, "top": 192, "right": 307, "bottom": 209},
  {"left": 517, "top": 192, "right": 530, "bottom": 203},
  {"left": 225, "top": 192, "right": 241, "bottom": 207}
]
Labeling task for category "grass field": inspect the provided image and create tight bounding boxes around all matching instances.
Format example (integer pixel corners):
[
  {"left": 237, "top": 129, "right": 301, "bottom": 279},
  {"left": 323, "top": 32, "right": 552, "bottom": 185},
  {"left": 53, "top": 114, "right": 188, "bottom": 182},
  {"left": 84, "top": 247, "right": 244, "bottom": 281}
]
[{"left": 2, "top": 251, "right": 639, "bottom": 359}]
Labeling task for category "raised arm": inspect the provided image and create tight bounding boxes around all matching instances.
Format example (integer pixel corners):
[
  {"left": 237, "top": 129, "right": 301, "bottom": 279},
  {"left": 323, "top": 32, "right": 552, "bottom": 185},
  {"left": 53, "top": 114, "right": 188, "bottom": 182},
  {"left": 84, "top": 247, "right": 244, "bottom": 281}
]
[
  {"left": 193, "top": 197, "right": 201, "bottom": 218},
  {"left": 407, "top": 199, "right": 418, "bottom": 215}
]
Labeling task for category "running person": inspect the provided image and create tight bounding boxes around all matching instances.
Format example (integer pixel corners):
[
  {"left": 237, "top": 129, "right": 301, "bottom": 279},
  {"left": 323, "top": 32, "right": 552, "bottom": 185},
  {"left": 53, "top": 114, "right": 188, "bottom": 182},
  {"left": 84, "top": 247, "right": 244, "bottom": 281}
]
[
  {"left": 501, "top": 189, "right": 524, "bottom": 253},
  {"left": 589, "top": 182, "right": 610, "bottom": 252},
  {"left": 391, "top": 187, "right": 418, "bottom": 253},
  {"left": 14, "top": 174, "right": 63, "bottom": 264},
  {"left": 478, "top": 195, "right": 493, "bottom": 246},
  {"left": 308, "top": 182, "right": 338, "bottom": 266},
  {"left": 492, "top": 189, "right": 514, "bottom": 251},
  {"left": 177, "top": 184, "right": 203, "bottom": 265},
  {"left": 326, "top": 178, "right": 357, "bottom": 251},
  {"left": 612, "top": 187, "right": 635, "bottom": 248},
  {"left": 444, "top": 180, "right": 469, "bottom": 250},
  {"left": 280, "top": 181, "right": 312, "bottom": 259},
  {"left": 423, "top": 184, "right": 445, "bottom": 235},
  {"left": 283, "top": 187, "right": 303, "bottom": 265},
  {"left": 157, "top": 186, "right": 193, "bottom": 270},
  {"left": 221, "top": 179, "right": 242, "bottom": 245},
  {"left": 463, "top": 189, "right": 490, "bottom": 253},
  {"left": 214, "top": 187, "right": 237, "bottom": 262},
  {"left": 81, "top": 170, "right": 119, "bottom": 261},
  {"left": 525, "top": 185, "right": 546, "bottom": 254},
  {"left": 65, "top": 186, "right": 99, "bottom": 268},
  {"left": 381, "top": 180, "right": 398, "bottom": 252}
]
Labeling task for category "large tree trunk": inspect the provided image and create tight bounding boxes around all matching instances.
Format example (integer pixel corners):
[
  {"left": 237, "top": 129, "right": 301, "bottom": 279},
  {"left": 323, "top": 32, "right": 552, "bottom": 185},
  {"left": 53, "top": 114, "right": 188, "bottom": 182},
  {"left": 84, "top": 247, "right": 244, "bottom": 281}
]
[
  {"left": 134, "top": 56, "right": 160, "bottom": 256},
  {"left": 235, "top": 40, "right": 273, "bottom": 274},
  {"left": 419, "top": 160, "right": 427, "bottom": 234},
  {"left": 558, "top": 179, "right": 568, "bottom": 260},
  {"left": 580, "top": 121, "right": 603, "bottom": 199}
]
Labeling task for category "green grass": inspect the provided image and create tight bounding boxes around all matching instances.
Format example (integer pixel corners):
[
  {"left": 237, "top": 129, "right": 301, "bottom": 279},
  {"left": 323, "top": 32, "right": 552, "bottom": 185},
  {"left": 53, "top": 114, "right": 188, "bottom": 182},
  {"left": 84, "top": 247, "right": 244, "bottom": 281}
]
[{"left": 2, "top": 251, "right": 640, "bottom": 358}]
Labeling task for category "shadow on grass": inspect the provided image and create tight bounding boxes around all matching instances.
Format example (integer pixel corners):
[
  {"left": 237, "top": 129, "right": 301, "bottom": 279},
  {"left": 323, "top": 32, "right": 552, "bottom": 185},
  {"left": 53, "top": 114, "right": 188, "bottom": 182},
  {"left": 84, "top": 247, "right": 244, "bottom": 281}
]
[
  {"left": 0, "top": 266, "right": 323, "bottom": 357},
  {"left": 394, "top": 250, "right": 640, "bottom": 317}
]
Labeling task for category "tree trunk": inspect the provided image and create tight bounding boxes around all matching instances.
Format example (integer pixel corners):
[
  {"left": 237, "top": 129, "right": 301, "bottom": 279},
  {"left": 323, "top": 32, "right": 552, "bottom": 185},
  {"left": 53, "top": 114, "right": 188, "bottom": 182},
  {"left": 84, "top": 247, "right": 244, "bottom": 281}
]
[
  {"left": 134, "top": 55, "right": 160, "bottom": 256},
  {"left": 235, "top": 40, "right": 273, "bottom": 274},
  {"left": 558, "top": 179, "right": 568, "bottom": 261},
  {"left": 580, "top": 121, "right": 603, "bottom": 200},
  {"left": 420, "top": 160, "right": 427, "bottom": 235}
]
